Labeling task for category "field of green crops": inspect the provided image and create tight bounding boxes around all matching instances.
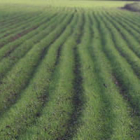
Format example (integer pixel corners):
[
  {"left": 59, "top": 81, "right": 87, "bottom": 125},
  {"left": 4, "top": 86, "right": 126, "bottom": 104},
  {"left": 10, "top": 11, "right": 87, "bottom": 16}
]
[{"left": 0, "top": 0, "right": 140, "bottom": 140}]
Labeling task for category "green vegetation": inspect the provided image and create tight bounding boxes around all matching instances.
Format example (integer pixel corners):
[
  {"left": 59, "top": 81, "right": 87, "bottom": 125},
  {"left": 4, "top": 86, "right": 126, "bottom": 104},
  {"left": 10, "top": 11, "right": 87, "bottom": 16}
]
[{"left": 0, "top": 0, "right": 140, "bottom": 140}]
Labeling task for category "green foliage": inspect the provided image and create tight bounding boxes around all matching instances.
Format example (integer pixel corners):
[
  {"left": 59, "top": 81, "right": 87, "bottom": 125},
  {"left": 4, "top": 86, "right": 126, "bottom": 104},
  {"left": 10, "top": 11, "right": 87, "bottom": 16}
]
[{"left": 0, "top": 1, "right": 140, "bottom": 140}]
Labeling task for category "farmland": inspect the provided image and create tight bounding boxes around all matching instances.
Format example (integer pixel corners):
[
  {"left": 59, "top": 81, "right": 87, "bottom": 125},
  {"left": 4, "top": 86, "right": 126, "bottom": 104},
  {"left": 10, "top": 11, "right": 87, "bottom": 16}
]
[{"left": 0, "top": 0, "right": 140, "bottom": 140}]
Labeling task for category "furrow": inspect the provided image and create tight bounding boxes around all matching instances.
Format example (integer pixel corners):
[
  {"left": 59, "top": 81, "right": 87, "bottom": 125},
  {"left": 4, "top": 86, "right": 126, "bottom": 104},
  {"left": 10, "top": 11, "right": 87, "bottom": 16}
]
[
  {"left": 0, "top": 12, "right": 43, "bottom": 39},
  {"left": 98, "top": 9, "right": 140, "bottom": 139},
  {"left": 0, "top": 11, "right": 43, "bottom": 36},
  {"left": 60, "top": 10, "right": 85, "bottom": 140},
  {"left": 72, "top": 10, "right": 105, "bottom": 140},
  {"left": 103, "top": 10, "right": 140, "bottom": 58},
  {"left": 0, "top": 11, "right": 77, "bottom": 140},
  {"left": 0, "top": 8, "right": 61, "bottom": 36},
  {"left": 89, "top": 10, "right": 132, "bottom": 140},
  {"left": 107, "top": 10, "right": 140, "bottom": 38},
  {"left": 0, "top": 12, "right": 59, "bottom": 62},
  {"left": 0, "top": 15, "right": 50, "bottom": 48},
  {"left": 0, "top": 12, "right": 74, "bottom": 116},
  {"left": 101, "top": 10, "right": 140, "bottom": 80},
  {"left": 18, "top": 10, "right": 82, "bottom": 140},
  {"left": 0, "top": 13, "right": 29, "bottom": 28},
  {"left": 114, "top": 10, "right": 140, "bottom": 29},
  {"left": 0, "top": 12, "right": 65, "bottom": 85}
]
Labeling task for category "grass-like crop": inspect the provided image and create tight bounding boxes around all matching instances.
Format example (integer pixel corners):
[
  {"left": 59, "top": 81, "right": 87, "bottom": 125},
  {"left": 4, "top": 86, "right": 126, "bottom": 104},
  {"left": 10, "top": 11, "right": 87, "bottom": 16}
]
[{"left": 0, "top": 0, "right": 140, "bottom": 140}]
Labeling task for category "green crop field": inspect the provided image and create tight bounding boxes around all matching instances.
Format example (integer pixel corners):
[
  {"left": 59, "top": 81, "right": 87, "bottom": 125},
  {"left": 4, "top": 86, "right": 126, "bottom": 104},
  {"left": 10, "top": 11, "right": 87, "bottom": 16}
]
[{"left": 0, "top": 0, "right": 140, "bottom": 139}]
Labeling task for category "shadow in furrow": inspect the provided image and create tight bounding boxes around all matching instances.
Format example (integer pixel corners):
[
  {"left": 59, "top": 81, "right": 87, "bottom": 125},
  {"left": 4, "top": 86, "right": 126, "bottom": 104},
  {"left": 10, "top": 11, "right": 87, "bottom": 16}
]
[
  {"left": 1, "top": 13, "right": 58, "bottom": 59},
  {"left": 22, "top": 43, "right": 65, "bottom": 132},
  {"left": 98, "top": 11, "right": 140, "bottom": 139},
  {"left": 103, "top": 12, "right": 140, "bottom": 59},
  {"left": 0, "top": 14, "right": 75, "bottom": 118},
  {"left": 0, "top": 13, "right": 57, "bottom": 49},
  {"left": 100, "top": 11, "right": 140, "bottom": 116},
  {"left": 93, "top": 12, "right": 115, "bottom": 140},
  {"left": 112, "top": 75, "right": 140, "bottom": 139},
  {"left": 104, "top": 17, "right": 140, "bottom": 79},
  {"left": 60, "top": 12, "right": 85, "bottom": 140},
  {"left": 55, "top": 46, "right": 62, "bottom": 66},
  {"left": 7, "top": 15, "right": 76, "bottom": 140}
]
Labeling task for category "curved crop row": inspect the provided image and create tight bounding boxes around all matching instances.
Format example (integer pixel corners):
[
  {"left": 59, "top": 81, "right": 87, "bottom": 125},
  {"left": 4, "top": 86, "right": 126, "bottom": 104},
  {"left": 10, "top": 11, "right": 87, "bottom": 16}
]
[
  {"left": 0, "top": 12, "right": 29, "bottom": 28},
  {"left": 0, "top": 8, "right": 63, "bottom": 38},
  {"left": 101, "top": 11, "right": 140, "bottom": 80},
  {"left": 0, "top": 12, "right": 41, "bottom": 36},
  {"left": 114, "top": 10, "right": 140, "bottom": 28},
  {"left": 72, "top": 11, "right": 104, "bottom": 140},
  {"left": 107, "top": 11, "right": 140, "bottom": 41},
  {"left": 0, "top": 12, "right": 74, "bottom": 117},
  {"left": 101, "top": 11, "right": 140, "bottom": 68},
  {"left": 0, "top": 10, "right": 78, "bottom": 140},
  {"left": 20, "top": 10, "right": 84, "bottom": 140},
  {"left": 113, "top": 11, "right": 140, "bottom": 33},
  {"left": 102, "top": 10, "right": 140, "bottom": 78},
  {"left": 78, "top": 10, "right": 131, "bottom": 140},
  {"left": 0, "top": 12, "right": 57, "bottom": 48},
  {"left": 0, "top": 12, "right": 60, "bottom": 63},
  {"left": 0, "top": 13, "right": 45, "bottom": 40},
  {"left": 0, "top": 11, "right": 65, "bottom": 85},
  {"left": 97, "top": 9, "right": 140, "bottom": 139},
  {"left": 105, "top": 10, "right": 140, "bottom": 49},
  {"left": 0, "top": 6, "right": 139, "bottom": 140}
]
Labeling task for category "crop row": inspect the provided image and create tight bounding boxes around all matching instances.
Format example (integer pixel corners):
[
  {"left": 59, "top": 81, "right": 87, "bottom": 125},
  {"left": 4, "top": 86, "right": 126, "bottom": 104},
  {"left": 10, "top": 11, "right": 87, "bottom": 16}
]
[
  {"left": 0, "top": 7, "right": 140, "bottom": 140},
  {"left": 0, "top": 8, "right": 64, "bottom": 38}
]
